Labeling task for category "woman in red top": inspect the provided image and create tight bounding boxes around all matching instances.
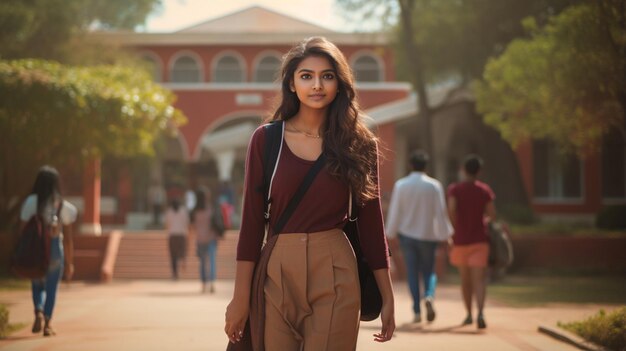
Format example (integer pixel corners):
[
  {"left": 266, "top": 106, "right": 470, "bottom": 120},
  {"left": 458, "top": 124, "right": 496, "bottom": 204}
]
[
  {"left": 224, "top": 37, "right": 395, "bottom": 349},
  {"left": 447, "top": 155, "right": 496, "bottom": 329}
]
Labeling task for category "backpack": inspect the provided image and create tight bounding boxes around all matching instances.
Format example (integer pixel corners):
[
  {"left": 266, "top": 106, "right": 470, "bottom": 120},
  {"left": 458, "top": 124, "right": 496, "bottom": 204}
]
[
  {"left": 11, "top": 203, "right": 61, "bottom": 279},
  {"left": 211, "top": 205, "right": 226, "bottom": 238},
  {"left": 487, "top": 221, "right": 514, "bottom": 269}
]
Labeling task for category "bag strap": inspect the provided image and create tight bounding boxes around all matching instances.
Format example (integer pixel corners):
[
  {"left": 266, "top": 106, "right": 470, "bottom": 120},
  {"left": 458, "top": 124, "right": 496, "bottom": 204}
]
[
  {"left": 262, "top": 121, "right": 285, "bottom": 222},
  {"left": 272, "top": 153, "right": 326, "bottom": 235}
]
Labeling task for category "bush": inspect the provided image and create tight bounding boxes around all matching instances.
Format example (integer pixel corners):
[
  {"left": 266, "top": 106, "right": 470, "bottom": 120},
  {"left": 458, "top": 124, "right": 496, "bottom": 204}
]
[
  {"left": 499, "top": 203, "right": 536, "bottom": 225},
  {"left": 596, "top": 205, "right": 626, "bottom": 230},
  {"left": 560, "top": 307, "right": 626, "bottom": 351},
  {"left": 0, "top": 304, "right": 8, "bottom": 339}
]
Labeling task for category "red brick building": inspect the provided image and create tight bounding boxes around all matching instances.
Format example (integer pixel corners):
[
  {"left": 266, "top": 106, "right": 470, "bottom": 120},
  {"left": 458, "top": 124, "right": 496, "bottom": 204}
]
[{"left": 80, "top": 6, "right": 623, "bottom": 231}]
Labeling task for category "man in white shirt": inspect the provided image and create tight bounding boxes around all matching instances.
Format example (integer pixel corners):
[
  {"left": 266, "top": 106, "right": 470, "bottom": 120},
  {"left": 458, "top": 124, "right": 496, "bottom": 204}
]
[{"left": 386, "top": 150, "right": 453, "bottom": 323}]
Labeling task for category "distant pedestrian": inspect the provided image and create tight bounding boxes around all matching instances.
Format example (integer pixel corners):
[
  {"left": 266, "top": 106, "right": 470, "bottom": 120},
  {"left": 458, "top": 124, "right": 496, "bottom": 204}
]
[
  {"left": 20, "top": 166, "right": 77, "bottom": 336},
  {"left": 191, "top": 188, "right": 220, "bottom": 293},
  {"left": 147, "top": 180, "right": 165, "bottom": 226},
  {"left": 164, "top": 199, "right": 190, "bottom": 280},
  {"left": 386, "top": 150, "right": 453, "bottom": 324},
  {"left": 447, "top": 155, "right": 496, "bottom": 329}
]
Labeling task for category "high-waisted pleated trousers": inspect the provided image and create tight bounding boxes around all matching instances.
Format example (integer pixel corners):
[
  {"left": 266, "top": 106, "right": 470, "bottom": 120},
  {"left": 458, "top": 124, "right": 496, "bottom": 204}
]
[{"left": 264, "top": 229, "right": 360, "bottom": 351}]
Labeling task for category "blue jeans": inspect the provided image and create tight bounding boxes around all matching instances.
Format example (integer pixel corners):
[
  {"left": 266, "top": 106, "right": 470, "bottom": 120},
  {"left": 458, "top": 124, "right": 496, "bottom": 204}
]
[
  {"left": 196, "top": 240, "right": 217, "bottom": 283},
  {"left": 398, "top": 234, "right": 438, "bottom": 314},
  {"left": 31, "top": 236, "right": 64, "bottom": 319}
]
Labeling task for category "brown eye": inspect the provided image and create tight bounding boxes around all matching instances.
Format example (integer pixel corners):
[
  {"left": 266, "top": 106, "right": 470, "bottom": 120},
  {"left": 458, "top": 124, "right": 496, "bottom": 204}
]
[
  {"left": 323, "top": 73, "right": 335, "bottom": 80},
  {"left": 300, "top": 73, "right": 312, "bottom": 80}
]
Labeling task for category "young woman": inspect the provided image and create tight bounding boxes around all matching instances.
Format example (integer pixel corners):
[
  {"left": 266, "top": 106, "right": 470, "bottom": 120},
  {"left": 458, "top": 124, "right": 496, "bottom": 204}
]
[
  {"left": 447, "top": 155, "right": 496, "bottom": 329},
  {"left": 164, "top": 198, "right": 189, "bottom": 280},
  {"left": 20, "top": 165, "right": 77, "bottom": 336},
  {"left": 191, "top": 188, "right": 219, "bottom": 293},
  {"left": 225, "top": 37, "right": 395, "bottom": 349}
]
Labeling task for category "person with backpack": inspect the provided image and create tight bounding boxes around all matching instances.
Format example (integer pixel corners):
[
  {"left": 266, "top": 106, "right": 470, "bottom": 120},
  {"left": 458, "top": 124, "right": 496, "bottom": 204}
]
[
  {"left": 224, "top": 37, "right": 395, "bottom": 350},
  {"left": 190, "top": 188, "right": 221, "bottom": 293},
  {"left": 447, "top": 155, "right": 496, "bottom": 329},
  {"left": 18, "top": 165, "right": 77, "bottom": 336}
]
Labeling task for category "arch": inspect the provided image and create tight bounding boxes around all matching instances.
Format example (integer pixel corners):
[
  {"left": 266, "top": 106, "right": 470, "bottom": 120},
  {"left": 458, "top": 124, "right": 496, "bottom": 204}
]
[
  {"left": 169, "top": 50, "right": 204, "bottom": 83},
  {"left": 350, "top": 51, "right": 384, "bottom": 82},
  {"left": 139, "top": 50, "right": 163, "bottom": 82},
  {"left": 192, "top": 111, "right": 264, "bottom": 160},
  {"left": 211, "top": 51, "right": 247, "bottom": 83},
  {"left": 252, "top": 51, "right": 282, "bottom": 83}
]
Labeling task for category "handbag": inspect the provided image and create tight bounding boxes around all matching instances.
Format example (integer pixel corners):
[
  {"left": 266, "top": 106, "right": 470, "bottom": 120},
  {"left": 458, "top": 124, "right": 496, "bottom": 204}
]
[{"left": 344, "top": 194, "right": 383, "bottom": 322}]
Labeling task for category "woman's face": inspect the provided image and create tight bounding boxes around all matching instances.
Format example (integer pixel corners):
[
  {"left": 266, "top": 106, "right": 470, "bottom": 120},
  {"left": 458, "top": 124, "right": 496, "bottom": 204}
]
[{"left": 290, "top": 55, "right": 339, "bottom": 111}]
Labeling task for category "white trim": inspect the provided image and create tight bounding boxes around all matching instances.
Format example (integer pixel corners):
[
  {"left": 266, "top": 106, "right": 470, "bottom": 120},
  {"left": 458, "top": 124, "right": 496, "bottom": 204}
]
[
  {"left": 92, "top": 32, "right": 390, "bottom": 46},
  {"left": 168, "top": 50, "right": 205, "bottom": 83},
  {"left": 251, "top": 50, "right": 283, "bottom": 82},
  {"left": 350, "top": 50, "right": 385, "bottom": 82},
  {"left": 211, "top": 50, "right": 248, "bottom": 83},
  {"left": 138, "top": 50, "right": 163, "bottom": 82},
  {"left": 191, "top": 111, "right": 265, "bottom": 160},
  {"left": 161, "top": 82, "right": 410, "bottom": 91},
  {"left": 532, "top": 198, "right": 586, "bottom": 205}
]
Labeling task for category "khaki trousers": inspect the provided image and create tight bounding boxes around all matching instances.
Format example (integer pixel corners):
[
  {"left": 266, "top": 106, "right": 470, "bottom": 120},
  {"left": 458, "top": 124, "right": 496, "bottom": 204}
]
[{"left": 264, "top": 229, "right": 360, "bottom": 351}]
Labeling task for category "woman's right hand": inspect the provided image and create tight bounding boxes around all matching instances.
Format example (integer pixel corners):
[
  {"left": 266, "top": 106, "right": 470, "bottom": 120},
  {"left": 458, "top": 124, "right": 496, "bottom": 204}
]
[{"left": 224, "top": 297, "right": 249, "bottom": 344}]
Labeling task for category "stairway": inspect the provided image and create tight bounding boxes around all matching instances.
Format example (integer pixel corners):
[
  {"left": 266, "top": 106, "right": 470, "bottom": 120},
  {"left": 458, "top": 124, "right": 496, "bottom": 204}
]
[{"left": 113, "top": 230, "right": 238, "bottom": 280}]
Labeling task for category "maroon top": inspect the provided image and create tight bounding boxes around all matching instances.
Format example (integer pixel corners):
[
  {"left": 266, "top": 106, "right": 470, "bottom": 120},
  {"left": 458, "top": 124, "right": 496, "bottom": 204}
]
[
  {"left": 237, "top": 125, "right": 390, "bottom": 270},
  {"left": 447, "top": 180, "right": 495, "bottom": 245}
]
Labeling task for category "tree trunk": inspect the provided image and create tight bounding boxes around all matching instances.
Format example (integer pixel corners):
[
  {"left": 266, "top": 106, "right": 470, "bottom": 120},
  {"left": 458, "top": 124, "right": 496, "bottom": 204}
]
[{"left": 398, "top": 0, "right": 435, "bottom": 173}]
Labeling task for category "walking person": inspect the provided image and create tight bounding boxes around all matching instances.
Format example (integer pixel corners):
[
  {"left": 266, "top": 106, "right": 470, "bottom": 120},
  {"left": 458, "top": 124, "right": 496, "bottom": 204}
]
[
  {"left": 447, "top": 154, "right": 496, "bottom": 329},
  {"left": 19, "top": 165, "right": 77, "bottom": 336},
  {"left": 190, "top": 188, "right": 220, "bottom": 293},
  {"left": 164, "top": 198, "right": 189, "bottom": 280},
  {"left": 385, "top": 150, "right": 453, "bottom": 324},
  {"left": 225, "top": 37, "right": 395, "bottom": 350}
]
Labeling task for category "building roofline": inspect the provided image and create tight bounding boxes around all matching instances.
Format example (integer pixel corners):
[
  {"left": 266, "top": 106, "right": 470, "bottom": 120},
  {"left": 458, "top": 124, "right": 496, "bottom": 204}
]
[{"left": 176, "top": 5, "right": 334, "bottom": 34}]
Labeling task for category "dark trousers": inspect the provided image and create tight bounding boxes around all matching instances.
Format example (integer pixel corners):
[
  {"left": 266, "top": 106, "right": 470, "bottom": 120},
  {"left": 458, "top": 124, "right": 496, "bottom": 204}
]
[
  {"left": 168, "top": 235, "right": 186, "bottom": 278},
  {"left": 398, "top": 234, "right": 438, "bottom": 314}
]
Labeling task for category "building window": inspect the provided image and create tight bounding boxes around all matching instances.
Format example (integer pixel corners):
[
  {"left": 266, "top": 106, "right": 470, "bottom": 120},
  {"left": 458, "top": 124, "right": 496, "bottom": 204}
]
[
  {"left": 533, "top": 140, "right": 582, "bottom": 199},
  {"left": 213, "top": 55, "right": 244, "bottom": 83},
  {"left": 141, "top": 54, "right": 162, "bottom": 82},
  {"left": 254, "top": 55, "right": 280, "bottom": 83},
  {"left": 171, "top": 55, "right": 201, "bottom": 83},
  {"left": 353, "top": 55, "right": 382, "bottom": 82},
  {"left": 602, "top": 128, "right": 626, "bottom": 199}
]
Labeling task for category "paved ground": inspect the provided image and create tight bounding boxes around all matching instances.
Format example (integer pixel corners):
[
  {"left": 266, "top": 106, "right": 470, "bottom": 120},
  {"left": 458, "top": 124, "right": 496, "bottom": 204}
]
[{"left": 0, "top": 279, "right": 611, "bottom": 351}]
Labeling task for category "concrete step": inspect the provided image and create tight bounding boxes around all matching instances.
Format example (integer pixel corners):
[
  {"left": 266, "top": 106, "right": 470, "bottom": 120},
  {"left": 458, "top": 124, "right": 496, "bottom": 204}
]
[{"left": 113, "top": 230, "right": 239, "bottom": 280}]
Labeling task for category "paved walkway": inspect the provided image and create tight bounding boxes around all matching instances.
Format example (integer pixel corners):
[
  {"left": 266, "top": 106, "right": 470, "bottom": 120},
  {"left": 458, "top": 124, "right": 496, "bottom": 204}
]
[{"left": 0, "top": 280, "right": 608, "bottom": 350}]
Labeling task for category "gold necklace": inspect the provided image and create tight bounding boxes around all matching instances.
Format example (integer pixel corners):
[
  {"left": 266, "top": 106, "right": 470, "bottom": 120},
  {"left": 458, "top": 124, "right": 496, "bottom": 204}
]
[{"left": 287, "top": 121, "right": 321, "bottom": 139}]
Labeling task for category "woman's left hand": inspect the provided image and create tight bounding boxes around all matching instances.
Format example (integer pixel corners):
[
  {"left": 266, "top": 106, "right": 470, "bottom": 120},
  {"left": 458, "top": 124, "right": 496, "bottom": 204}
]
[{"left": 373, "top": 298, "right": 395, "bottom": 342}]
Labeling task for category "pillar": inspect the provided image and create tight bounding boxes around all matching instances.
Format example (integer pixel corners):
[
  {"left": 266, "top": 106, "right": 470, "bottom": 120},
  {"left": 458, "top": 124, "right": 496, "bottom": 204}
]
[{"left": 81, "top": 158, "right": 102, "bottom": 235}]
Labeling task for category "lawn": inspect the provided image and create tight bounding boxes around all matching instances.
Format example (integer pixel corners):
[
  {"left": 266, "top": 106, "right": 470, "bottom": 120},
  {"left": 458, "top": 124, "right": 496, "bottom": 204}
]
[
  {"left": 487, "top": 275, "right": 626, "bottom": 307},
  {"left": 0, "top": 277, "right": 30, "bottom": 292}
]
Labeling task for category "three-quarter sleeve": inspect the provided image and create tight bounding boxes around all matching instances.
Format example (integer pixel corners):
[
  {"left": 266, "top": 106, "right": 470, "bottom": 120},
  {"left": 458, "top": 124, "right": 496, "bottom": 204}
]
[
  {"left": 236, "top": 126, "right": 267, "bottom": 262},
  {"left": 357, "top": 145, "right": 390, "bottom": 270}
]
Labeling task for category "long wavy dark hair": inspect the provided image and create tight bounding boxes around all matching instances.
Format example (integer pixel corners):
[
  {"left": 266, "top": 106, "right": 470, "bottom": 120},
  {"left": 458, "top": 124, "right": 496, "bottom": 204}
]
[
  {"left": 31, "top": 165, "right": 61, "bottom": 215},
  {"left": 268, "top": 37, "right": 379, "bottom": 203}
]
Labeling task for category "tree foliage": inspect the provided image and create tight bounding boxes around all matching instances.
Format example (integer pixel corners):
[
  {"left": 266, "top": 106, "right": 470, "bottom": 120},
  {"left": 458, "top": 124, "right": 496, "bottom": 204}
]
[
  {"left": 0, "top": 0, "right": 162, "bottom": 61},
  {"left": 0, "top": 59, "right": 186, "bottom": 229},
  {"left": 474, "top": 2, "right": 625, "bottom": 155}
]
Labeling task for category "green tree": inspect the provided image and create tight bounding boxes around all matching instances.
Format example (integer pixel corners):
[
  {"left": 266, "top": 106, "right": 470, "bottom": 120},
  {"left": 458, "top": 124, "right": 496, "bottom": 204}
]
[
  {"left": 336, "top": 0, "right": 577, "bottom": 170},
  {"left": 0, "top": 59, "right": 186, "bottom": 230},
  {"left": 475, "top": 1, "right": 625, "bottom": 155},
  {"left": 0, "top": 0, "right": 162, "bottom": 62}
]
